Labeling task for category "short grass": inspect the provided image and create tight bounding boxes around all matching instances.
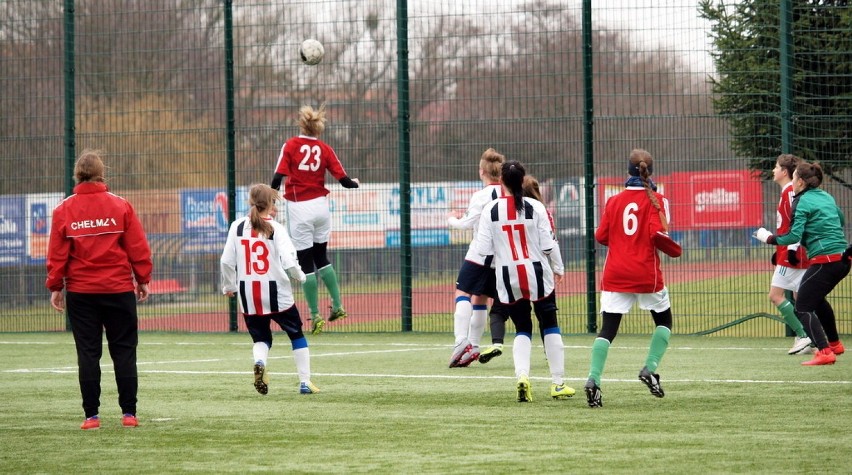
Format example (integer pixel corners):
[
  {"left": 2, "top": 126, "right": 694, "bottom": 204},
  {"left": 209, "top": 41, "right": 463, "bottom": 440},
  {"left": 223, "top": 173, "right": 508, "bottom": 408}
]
[{"left": 1, "top": 332, "right": 850, "bottom": 474}]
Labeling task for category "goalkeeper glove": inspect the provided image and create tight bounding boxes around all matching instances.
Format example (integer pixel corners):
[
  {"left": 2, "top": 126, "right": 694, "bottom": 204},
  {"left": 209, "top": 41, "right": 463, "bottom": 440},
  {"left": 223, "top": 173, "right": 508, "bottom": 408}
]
[
  {"left": 844, "top": 244, "right": 852, "bottom": 261},
  {"left": 752, "top": 227, "right": 772, "bottom": 243},
  {"left": 787, "top": 248, "right": 800, "bottom": 266}
]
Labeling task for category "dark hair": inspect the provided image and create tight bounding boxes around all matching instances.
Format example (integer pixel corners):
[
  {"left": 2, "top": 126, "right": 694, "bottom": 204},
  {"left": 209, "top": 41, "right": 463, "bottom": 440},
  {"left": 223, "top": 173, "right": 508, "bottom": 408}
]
[
  {"left": 523, "top": 175, "right": 555, "bottom": 233},
  {"left": 776, "top": 154, "right": 800, "bottom": 178},
  {"left": 629, "top": 149, "right": 669, "bottom": 231},
  {"left": 522, "top": 175, "right": 543, "bottom": 202},
  {"left": 501, "top": 160, "right": 525, "bottom": 212},
  {"left": 796, "top": 162, "right": 823, "bottom": 189}
]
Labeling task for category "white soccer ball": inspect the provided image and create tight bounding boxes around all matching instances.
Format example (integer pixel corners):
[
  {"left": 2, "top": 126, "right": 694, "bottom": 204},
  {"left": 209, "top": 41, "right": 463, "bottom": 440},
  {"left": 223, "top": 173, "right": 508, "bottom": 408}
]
[{"left": 299, "top": 39, "right": 324, "bottom": 65}]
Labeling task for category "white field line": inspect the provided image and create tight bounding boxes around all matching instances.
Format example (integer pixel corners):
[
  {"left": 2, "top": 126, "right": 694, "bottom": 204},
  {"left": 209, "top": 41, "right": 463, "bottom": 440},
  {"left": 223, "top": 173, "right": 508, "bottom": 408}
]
[
  {"left": 0, "top": 340, "right": 820, "bottom": 351},
  {"left": 2, "top": 344, "right": 849, "bottom": 385}
]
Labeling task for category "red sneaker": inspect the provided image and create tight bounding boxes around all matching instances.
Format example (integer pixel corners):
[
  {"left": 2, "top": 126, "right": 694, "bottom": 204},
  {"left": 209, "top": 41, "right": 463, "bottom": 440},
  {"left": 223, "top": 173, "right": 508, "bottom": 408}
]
[
  {"left": 801, "top": 348, "right": 837, "bottom": 366},
  {"left": 80, "top": 416, "right": 100, "bottom": 430},
  {"left": 122, "top": 414, "right": 138, "bottom": 428},
  {"left": 829, "top": 340, "right": 845, "bottom": 355}
]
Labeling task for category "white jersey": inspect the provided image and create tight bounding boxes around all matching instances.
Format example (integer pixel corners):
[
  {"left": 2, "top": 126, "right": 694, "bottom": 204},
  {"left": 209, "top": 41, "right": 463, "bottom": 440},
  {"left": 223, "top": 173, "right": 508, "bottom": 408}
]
[
  {"left": 471, "top": 196, "right": 556, "bottom": 304},
  {"left": 448, "top": 183, "right": 502, "bottom": 265},
  {"left": 220, "top": 216, "right": 300, "bottom": 316}
]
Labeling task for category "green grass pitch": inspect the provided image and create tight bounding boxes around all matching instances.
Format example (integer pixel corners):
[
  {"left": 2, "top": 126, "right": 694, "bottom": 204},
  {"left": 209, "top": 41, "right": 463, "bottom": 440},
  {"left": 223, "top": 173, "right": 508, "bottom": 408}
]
[{"left": 1, "top": 332, "right": 850, "bottom": 473}]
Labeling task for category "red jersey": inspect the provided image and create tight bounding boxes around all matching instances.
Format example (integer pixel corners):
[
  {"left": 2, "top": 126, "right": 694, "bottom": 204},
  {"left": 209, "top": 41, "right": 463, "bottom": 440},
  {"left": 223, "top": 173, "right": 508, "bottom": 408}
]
[
  {"left": 46, "top": 182, "right": 152, "bottom": 293},
  {"left": 775, "top": 182, "right": 808, "bottom": 269},
  {"left": 596, "top": 187, "right": 669, "bottom": 293},
  {"left": 273, "top": 135, "right": 349, "bottom": 202}
]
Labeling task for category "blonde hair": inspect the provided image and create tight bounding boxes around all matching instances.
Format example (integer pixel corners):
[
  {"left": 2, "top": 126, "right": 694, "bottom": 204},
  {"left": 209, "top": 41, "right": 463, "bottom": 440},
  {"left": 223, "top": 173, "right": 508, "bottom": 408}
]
[
  {"left": 480, "top": 148, "right": 505, "bottom": 182},
  {"left": 248, "top": 184, "right": 278, "bottom": 238},
  {"left": 74, "top": 149, "right": 106, "bottom": 183},
  {"left": 630, "top": 148, "right": 668, "bottom": 231},
  {"left": 298, "top": 103, "right": 327, "bottom": 137}
]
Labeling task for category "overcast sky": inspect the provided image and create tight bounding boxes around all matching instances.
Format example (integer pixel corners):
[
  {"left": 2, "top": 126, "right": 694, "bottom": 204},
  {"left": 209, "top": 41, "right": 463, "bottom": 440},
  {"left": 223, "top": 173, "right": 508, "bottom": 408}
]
[{"left": 584, "top": 0, "right": 721, "bottom": 72}]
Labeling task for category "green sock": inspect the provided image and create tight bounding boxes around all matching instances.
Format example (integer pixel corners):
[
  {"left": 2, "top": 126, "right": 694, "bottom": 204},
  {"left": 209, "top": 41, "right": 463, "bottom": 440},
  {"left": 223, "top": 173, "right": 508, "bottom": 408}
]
[
  {"left": 303, "top": 273, "right": 319, "bottom": 316},
  {"left": 777, "top": 300, "right": 806, "bottom": 338},
  {"left": 318, "top": 265, "right": 342, "bottom": 310},
  {"left": 587, "top": 338, "right": 610, "bottom": 386},
  {"left": 645, "top": 326, "right": 671, "bottom": 373}
]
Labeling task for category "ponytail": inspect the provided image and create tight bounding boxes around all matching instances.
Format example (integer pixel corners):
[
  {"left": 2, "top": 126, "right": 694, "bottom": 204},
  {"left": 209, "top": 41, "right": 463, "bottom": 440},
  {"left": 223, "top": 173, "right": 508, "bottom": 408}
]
[
  {"left": 501, "top": 160, "right": 526, "bottom": 212},
  {"left": 248, "top": 184, "right": 277, "bottom": 238},
  {"left": 629, "top": 149, "right": 668, "bottom": 232}
]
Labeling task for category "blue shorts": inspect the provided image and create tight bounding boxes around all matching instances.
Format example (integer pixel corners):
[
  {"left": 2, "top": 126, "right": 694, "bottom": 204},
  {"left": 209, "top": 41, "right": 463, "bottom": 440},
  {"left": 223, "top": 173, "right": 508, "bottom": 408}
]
[{"left": 455, "top": 256, "right": 496, "bottom": 298}]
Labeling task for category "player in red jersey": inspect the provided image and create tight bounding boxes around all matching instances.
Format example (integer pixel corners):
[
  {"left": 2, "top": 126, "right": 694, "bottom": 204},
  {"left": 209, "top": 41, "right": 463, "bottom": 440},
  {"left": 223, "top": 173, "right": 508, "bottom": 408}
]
[
  {"left": 271, "top": 104, "right": 360, "bottom": 335},
  {"left": 584, "top": 149, "right": 676, "bottom": 408},
  {"left": 221, "top": 184, "right": 320, "bottom": 395},
  {"left": 768, "top": 154, "right": 813, "bottom": 355},
  {"left": 471, "top": 160, "right": 573, "bottom": 402}
]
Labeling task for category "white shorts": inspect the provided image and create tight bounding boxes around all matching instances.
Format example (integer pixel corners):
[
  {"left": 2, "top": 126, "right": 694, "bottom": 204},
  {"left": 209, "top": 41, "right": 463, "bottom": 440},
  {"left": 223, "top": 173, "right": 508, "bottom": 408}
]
[
  {"left": 285, "top": 196, "right": 331, "bottom": 251},
  {"left": 600, "top": 288, "right": 671, "bottom": 314},
  {"left": 771, "top": 265, "right": 805, "bottom": 291}
]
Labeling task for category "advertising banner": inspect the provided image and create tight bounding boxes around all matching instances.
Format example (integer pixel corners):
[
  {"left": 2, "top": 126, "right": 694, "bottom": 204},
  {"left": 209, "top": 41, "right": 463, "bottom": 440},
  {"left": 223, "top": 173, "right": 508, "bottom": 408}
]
[
  {"left": 0, "top": 195, "right": 25, "bottom": 266},
  {"left": 384, "top": 182, "right": 457, "bottom": 248},
  {"left": 666, "top": 170, "right": 762, "bottom": 229},
  {"left": 180, "top": 189, "right": 231, "bottom": 254},
  {"left": 329, "top": 183, "right": 386, "bottom": 249},
  {"left": 26, "top": 193, "right": 63, "bottom": 263}
]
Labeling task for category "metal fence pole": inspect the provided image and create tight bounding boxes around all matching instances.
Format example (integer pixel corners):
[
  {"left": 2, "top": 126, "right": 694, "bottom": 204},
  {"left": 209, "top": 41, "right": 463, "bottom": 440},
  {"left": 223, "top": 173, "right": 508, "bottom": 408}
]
[
  {"left": 582, "top": 0, "right": 597, "bottom": 334},
  {"left": 224, "top": 0, "right": 238, "bottom": 332},
  {"left": 63, "top": 0, "right": 76, "bottom": 332},
  {"left": 779, "top": 0, "right": 796, "bottom": 338},
  {"left": 397, "top": 0, "right": 412, "bottom": 332}
]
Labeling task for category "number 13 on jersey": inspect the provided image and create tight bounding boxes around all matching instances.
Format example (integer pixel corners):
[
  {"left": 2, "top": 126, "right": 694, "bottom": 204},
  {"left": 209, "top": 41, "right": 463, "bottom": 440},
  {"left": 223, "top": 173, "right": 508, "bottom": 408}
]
[{"left": 240, "top": 239, "right": 269, "bottom": 275}]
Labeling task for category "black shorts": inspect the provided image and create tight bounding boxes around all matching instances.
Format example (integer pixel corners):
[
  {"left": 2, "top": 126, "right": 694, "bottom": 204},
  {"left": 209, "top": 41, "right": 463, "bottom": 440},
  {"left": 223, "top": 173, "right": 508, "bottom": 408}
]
[
  {"left": 244, "top": 304, "right": 303, "bottom": 346},
  {"left": 455, "top": 256, "right": 496, "bottom": 298}
]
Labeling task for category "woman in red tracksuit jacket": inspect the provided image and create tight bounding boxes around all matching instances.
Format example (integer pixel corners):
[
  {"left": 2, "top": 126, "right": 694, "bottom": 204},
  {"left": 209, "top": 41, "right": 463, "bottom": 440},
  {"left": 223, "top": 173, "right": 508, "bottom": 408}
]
[{"left": 46, "top": 149, "right": 153, "bottom": 430}]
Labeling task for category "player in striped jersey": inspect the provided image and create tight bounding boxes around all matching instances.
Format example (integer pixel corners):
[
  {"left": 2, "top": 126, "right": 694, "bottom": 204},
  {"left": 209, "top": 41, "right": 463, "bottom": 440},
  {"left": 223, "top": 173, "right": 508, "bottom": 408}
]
[
  {"left": 470, "top": 160, "right": 573, "bottom": 402},
  {"left": 220, "top": 184, "right": 319, "bottom": 395},
  {"left": 584, "top": 149, "right": 675, "bottom": 408},
  {"left": 480, "top": 175, "right": 563, "bottom": 365},
  {"left": 271, "top": 104, "right": 360, "bottom": 335},
  {"left": 446, "top": 148, "right": 505, "bottom": 367}
]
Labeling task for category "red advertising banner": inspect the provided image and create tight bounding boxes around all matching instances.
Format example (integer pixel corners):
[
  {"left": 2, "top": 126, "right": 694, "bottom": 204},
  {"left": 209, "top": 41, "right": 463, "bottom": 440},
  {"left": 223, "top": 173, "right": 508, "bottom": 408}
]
[{"left": 666, "top": 170, "right": 762, "bottom": 229}]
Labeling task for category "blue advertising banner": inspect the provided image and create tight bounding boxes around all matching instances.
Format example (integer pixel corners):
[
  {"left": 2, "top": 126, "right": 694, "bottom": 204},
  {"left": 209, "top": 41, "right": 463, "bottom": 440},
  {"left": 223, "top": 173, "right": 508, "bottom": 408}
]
[
  {"left": 0, "top": 195, "right": 25, "bottom": 266},
  {"left": 180, "top": 189, "right": 231, "bottom": 254},
  {"left": 27, "top": 192, "right": 63, "bottom": 264}
]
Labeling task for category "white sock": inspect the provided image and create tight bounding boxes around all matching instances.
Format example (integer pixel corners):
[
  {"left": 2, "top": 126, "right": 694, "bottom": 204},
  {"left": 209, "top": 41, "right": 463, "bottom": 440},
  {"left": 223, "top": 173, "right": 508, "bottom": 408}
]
[
  {"left": 468, "top": 306, "right": 487, "bottom": 348},
  {"left": 513, "top": 334, "right": 532, "bottom": 378},
  {"left": 453, "top": 298, "right": 473, "bottom": 345},
  {"left": 253, "top": 342, "right": 270, "bottom": 365},
  {"left": 293, "top": 347, "right": 311, "bottom": 383},
  {"left": 544, "top": 333, "right": 565, "bottom": 385}
]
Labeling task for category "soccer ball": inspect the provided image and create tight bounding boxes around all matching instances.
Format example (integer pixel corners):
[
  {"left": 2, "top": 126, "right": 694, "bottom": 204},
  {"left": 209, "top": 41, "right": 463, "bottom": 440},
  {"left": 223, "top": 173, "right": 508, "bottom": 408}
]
[{"left": 299, "top": 39, "right": 324, "bottom": 65}]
